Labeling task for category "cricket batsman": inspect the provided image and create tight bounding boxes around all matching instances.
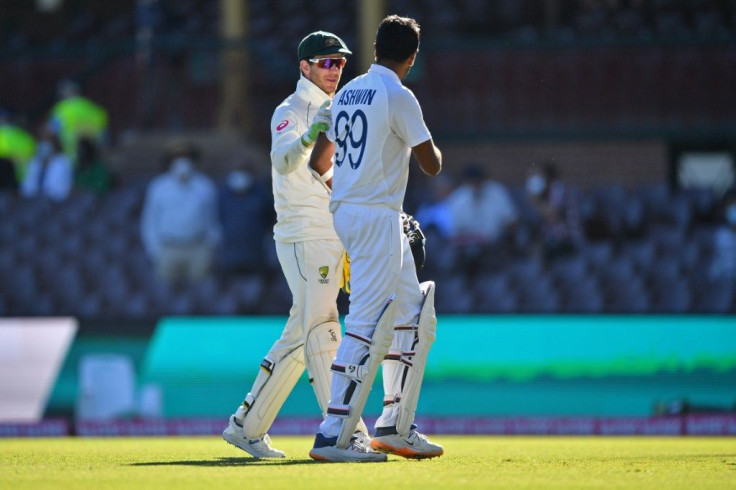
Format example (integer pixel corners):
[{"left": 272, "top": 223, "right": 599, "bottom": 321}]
[{"left": 308, "top": 15, "right": 444, "bottom": 462}]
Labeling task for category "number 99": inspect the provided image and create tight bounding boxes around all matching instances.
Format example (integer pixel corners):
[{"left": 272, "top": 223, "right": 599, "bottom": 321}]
[{"left": 334, "top": 109, "right": 367, "bottom": 169}]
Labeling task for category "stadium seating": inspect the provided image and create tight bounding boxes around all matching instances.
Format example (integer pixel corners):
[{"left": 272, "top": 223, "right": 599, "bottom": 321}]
[
  {"left": 3, "top": 177, "right": 733, "bottom": 318},
  {"left": 472, "top": 272, "right": 519, "bottom": 313},
  {"left": 690, "top": 276, "right": 734, "bottom": 314}
]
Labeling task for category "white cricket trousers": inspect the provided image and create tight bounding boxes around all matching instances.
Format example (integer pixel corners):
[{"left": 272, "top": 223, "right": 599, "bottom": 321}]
[
  {"left": 319, "top": 203, "right": 424, "bottom": 438},
  {"left": 269, "top": 239, "right": 344, "bottom": 360}
]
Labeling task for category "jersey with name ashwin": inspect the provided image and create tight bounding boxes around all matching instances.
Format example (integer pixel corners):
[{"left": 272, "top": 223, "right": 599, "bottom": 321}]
[{"left": 327, "top": 64, "right": 431, "bottom": 213}]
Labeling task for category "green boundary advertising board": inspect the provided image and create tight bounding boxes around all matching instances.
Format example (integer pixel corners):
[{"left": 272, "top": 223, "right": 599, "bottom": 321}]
[{"left": 135, "top": 315, "right": 736, "bottom": 418}]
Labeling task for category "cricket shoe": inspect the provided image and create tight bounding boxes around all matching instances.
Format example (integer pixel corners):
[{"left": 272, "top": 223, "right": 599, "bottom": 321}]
[
  {"left": 222, "top": 416, "right": 285, "bottom": 458},
  {"left": 309, "top": 432, "right": 387, "bottom": 462},
  {"left": 353, "top": 429, "right": 372, "bottom": 446},
  {"left": 370, "top": 426, "right": 444, "bottom": 459}
]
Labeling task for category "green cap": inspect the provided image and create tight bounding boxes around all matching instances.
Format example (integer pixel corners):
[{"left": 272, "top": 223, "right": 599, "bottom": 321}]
[{"left": 297, "top": 31, "right": 351, "bottom": 61}]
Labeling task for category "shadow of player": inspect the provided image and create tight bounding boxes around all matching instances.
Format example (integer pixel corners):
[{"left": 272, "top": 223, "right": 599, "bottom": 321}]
[{"left": 129, "top": 457, "right": 327, "bottom": 467}]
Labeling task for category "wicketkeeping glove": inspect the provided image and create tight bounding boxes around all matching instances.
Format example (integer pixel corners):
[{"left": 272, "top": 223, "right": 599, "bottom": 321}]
[
  {"left": 401, "top": 212, "right": 426, "bottom": 271},
  {"left": 340, "top": 251, "right": 351, "bottom": 294},
  {"left": 301, "top": 100, "right": 332, "bottom": 146}
]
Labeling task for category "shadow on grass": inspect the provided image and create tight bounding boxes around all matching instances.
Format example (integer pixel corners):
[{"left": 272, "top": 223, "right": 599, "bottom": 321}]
[{"left": 130, "top": 457, "right": 322, "bottom": 467}]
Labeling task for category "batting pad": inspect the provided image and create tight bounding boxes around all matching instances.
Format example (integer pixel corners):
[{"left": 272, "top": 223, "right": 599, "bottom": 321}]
[
  {"left": 396, "top": 281, "right": 436, "bottom": 436},
  {"left": 305, "top": 321, "right": 341, "bottom": 415},
  {"left": 335, "top": 294, "right": 397, "bottom": 449},
  {"left": 242, "top": 347, "right": 305, "bottom": 439}
]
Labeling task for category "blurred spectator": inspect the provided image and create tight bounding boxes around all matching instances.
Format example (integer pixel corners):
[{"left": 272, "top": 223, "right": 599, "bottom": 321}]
[
  {"left": 48, "top": 79, "right": 108, "bottom": 163},
  {"left": 0, "top": 109, "right": 36, "bottom": 186},
  {"left": 709, "top": 189, "right": 736, "bottom": 280},
  {"left": 415, "top": 173, "right": 456, "bottom": 240},
  {"left": 140, "top": 139, "right": 222, "bottom": 287},
  {"left": 525, "top": 162, "right": 584, "bottom": 261},
  {"left": 445, "top": 163, "right": 519, "bottom": 272},
  {"left": 20, "top": 127, "right": 73, "bottom": 202},
  {"left": 217, "top": 164, "right": 272, "bottom": 276},
  {"left": 74, "top": 136, "right": 112, "bottom": 196}
]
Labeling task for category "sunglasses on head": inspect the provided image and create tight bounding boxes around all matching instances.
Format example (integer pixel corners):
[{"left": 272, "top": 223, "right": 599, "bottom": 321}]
[{"left": 308, "top": 57, "right": 347, "bottom": 69}]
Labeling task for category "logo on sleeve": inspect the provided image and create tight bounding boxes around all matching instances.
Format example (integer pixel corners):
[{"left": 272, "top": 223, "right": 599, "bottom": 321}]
[{"left": 276, "top": 120, "right": 289, "bottom": 132}]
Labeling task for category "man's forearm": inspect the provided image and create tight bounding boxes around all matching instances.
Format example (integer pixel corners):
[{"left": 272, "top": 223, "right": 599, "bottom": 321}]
[{"left": 272, "top": 135, "right": 310, "bottom": 175}]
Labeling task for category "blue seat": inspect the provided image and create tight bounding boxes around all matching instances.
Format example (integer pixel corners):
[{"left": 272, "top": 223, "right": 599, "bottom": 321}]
[
  {"left": 512, "top": 271, "right": 560, "bottom": 313},
  {"left": 646, "top": 256, "right": 682, "bottom": 288},
  {"left": 648, "top": 224, "right": 686, "bottom": 256},
  {"left": 549, "top": 254, "right": 589, "bottom": 283},
  {"left": 5, "top": 266, "right": 37, "bottom": 303},
  {"left": 597, "top": 257, "right": 637, "bottom": 293},
  {"left": 168, "top": 291, "right": 195, "bottom": 316},
  {"left": 619, "top": 240, "right": 656, "bottom": 273},
  {"left": 210, "top": 291, "right": 239, "bottom": 316},
  {"left": 518, "top": 286, "right": 561, "bottom": 313},
  {"left": 506, "top": 257, "right": 544, "bottom": 289},
  {"left": 690, "top": 276, "right": 734, "bottom": 313},
  {"left": 77, "top": 293, "right": 105, "bottom": 319},
  {"left": 561, "top": 282, "right": 604, "bottom": 313},
  {"left": 581, "top": 241, "right": 614, "bottom": 268},
  {"left": 650, "top": 279, "right": 691, "bottom": 313},
  {"left": 231, "top": 275, "right": 265, "bottom": 312},
  {"left": 603, "top": 276, "right": 649, "bottom": 312},
  {"left": 473, "top": 272, "right": 517, "bottom": 313},
  {"left": 258, "top": 276, "right": 292, "bottom": 314},
  {"left": 435, "top": 276, "right": 473, "bottom": 313},
  {"left": 475, "top": 290, "right": 518, "bottom": 313},
  {"left": 53, "top": 267, "right": 86, "bottom": 311}
]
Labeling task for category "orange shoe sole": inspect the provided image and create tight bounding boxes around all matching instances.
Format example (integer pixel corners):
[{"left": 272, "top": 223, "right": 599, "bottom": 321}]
[
  {"left": 370, "top": 440, "right": 444, "bottom": 459},
  {"left": 308, "top": 451, "right": 330, "bottom": 461}
]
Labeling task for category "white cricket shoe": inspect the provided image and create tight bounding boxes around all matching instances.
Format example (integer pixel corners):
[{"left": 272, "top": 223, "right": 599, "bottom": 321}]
[
  {"left": 309, "top": 432, "right": 387, "bottom": 463},
  {"left": 370, "top": 427, "right": 444, "bottom": 459},
  {"left": 222, "top": 416, "right": 285, "bottom": 458},
  {"left": 353, "top": 430, "right": 372, "bottom": 446}
]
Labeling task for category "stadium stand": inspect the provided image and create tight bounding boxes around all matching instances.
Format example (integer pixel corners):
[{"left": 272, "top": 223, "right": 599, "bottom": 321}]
[
  {"left": 2, "top": 1, "right": 735, "bottom": 318},
  {"left": 1, "top": 157, "right": 733, "bottom": 318}
]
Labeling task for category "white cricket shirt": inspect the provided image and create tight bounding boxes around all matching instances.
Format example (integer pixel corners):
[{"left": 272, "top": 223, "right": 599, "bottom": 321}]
[
  {"left": 327, "top": 64, "right": 431, "bottom": 212},
  {"left": 270, "top": 76, "right": 338, "bottom": 243}
]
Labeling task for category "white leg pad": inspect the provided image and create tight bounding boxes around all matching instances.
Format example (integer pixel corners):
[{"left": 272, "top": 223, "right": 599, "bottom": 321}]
[
  {"left": 241, "top": 347, "right": 305, "bottom": 439},
  {"left": 305, "top": 321, "right": 370, "bottom": 436},
  {"left": 375, "top": 326, "right": 415, "bottom": 428},
  {"left": 334, "top": 295, "right": 397, "bottom": 448},
  {"left": 305, "top": 321, "right": 341, "bottom": 415},
  {"left": 395, "top": 281, "right": 436, "bottom": 437}
]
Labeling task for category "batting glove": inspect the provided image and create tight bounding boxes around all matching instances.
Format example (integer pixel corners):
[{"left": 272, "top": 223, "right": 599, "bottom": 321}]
[
  {"left": 301, "top": 100, "right": 332, "bottom": 146},
  {"left": 401, "top": 213, "right": 426, "bottom": 271}
]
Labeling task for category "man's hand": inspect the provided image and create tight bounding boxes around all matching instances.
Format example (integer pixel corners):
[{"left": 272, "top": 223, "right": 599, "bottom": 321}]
[
  {"left": 302, "top": 100, "right": 332, "bottom": 146},
  {"left": 309, "top": 132, "right": 335, "bottom": 190}
]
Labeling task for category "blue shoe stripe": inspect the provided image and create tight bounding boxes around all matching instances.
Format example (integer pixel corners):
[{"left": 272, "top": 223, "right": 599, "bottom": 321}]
[
  {"left": 374, "top": 423, "right": 417, "bottom": 437},
  {"left": 312, "top": 433, "right": 338, "bottom": 448}
]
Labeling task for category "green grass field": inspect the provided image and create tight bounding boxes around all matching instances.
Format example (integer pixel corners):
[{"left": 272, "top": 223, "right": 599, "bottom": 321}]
[{"left": 1, "top": 436, "right": 734, "bottom": 489}]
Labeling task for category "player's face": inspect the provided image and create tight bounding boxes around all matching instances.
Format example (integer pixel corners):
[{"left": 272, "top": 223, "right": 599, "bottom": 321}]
[{"left": 302, "top": 53, "right": 346, "bottom": 96}]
